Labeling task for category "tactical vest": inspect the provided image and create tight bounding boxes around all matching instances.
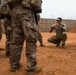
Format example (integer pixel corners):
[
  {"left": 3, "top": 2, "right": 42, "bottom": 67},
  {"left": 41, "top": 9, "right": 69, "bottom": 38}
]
[
  {"left": 22, "top": 0, "right": 42, "bottom": 11},
  {"left": 5, "top": 0, "right": 42, "bottom": 11}
]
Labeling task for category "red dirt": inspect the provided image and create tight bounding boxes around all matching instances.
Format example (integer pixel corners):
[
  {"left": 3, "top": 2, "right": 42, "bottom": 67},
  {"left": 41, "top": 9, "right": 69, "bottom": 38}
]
[
  {"left": 0, "top": 32, "right": 76, "bottom": 75},
  {"left": 68, "top": 27, "right": 76, "bottom": 33}
]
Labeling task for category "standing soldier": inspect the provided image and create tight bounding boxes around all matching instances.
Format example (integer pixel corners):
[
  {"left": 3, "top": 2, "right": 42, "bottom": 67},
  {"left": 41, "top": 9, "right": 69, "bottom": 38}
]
[
  {"left": 5, "top": 0, "right": 42, "bottom": 74},
  {"left": 0, "top": 0, "right": 12, "bottom": 57},
  {"left": 47, "top": 17, "right": 67, "bottom": 48},
  {"left": 0, "top": 19, "right": 5, "bottom": 50},
  {"left": 37, "top": 13, "right": 46, "bottom": 47},
  {"left": 0, "top": 0, "right": 5, "bottom": 50}
]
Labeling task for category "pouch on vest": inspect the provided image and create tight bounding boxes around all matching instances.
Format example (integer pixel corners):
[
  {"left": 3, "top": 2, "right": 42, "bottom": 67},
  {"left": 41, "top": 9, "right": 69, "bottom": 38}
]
[
  {"left": 22, "top": 0, "right": 31, "bottom": 8},
  {"left": 0, "top": 4, "right": 11, "bottom": 15}
]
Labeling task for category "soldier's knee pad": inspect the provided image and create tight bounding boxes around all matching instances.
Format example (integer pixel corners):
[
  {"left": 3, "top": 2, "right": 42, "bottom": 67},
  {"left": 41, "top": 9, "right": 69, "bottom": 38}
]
[
  {"left": 47, "top": 38, "right": 53, "bottom": 43},
  {"left": 62, "top": 32, "right": 67, "bottom": 41},
  {"left": 47, "top": 38, "right": 50, "bottom": 42},
  {"left": 63, "top": 32, "right": 67, "bottom": 36}
]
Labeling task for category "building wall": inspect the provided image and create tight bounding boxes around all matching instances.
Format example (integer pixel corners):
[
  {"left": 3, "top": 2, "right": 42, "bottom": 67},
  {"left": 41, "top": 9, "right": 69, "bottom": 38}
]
[
  {"left": 2, "top": 18, "right": 76, "bottom": 33},
  {"left": 40, "top": 18, "right": 76, "bottom": 32}
]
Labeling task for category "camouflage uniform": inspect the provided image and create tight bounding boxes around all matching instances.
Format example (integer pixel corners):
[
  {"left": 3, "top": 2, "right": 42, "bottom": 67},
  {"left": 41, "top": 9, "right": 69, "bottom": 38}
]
[
  {"left": 0, "top": 0, "right": 2, "bottom": 41},
  {"left": 0, "top": 0, "right": 12, "bottom": 56},
  {"left": 37, "top": 13, "right": 46, "bottom": 47},
  {"left": 37, "top": 31, "right": 43, "bottom": 45},
  {"left": 48, "top": 23, "right": 67, "bottom": 47},
  {"left": 0, "top": 0, "right": 5, "bottom": 50},
  {"left": 6, "top": 0, "right": 38, "bottom": 72},
  {"left": 3, "top": 17, "right": 12, "bottom": 56}
]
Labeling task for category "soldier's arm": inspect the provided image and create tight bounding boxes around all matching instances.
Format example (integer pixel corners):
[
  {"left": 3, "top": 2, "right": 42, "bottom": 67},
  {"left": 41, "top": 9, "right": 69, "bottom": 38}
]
[
  {"left": 49, "top": 24, "right": 55, "bottom": 33},
  {"left": 60, "top": 24, "right": 67, "bottom": 31}
]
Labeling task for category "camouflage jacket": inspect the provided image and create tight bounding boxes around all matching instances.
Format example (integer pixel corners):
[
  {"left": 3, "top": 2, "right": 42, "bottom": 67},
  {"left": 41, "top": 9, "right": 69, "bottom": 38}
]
[{"left": 50, "top": 23, "right": 67, "bottom": 37}]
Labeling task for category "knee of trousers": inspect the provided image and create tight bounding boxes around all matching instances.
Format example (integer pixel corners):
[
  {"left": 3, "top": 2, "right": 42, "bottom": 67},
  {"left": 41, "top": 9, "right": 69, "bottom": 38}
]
[
  {"left": 11, "top": 37, "right": 24, "bottom": 45},
  {"left": 62, "top": 33, "right": 67, "bottom": 41},
  {"left": 26, "top": 32, "right": 38, "bottom": 43},
  {"left": 63, "top": 32, "right": 66, "bottom": 35},
  {"left": 26, "top": 37, "right": 37, "bottom": 43},
  {"left": 47, "top": 38, "right": 53, "bottom": 43}
]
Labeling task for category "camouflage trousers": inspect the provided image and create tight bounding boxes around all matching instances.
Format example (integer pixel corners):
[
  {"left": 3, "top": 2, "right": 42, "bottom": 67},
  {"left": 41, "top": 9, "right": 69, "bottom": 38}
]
[
  {"left": 38, "top": 31, "right": 43, "bottom": 43},
  {"left": 10, "top": 6, "right": 38, "bottom": 71},
  {"left": 3, "top": 18, "right": 12, "bottom": 53},
  {"left": 48, "top": 33, "right": 67, "bottom": 46}
]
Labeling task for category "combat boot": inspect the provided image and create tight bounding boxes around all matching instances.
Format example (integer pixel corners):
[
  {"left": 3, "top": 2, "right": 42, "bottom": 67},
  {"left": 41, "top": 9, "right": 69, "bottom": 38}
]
[
  {"left": 40, "top": 42, "right": 46, "bottom": 47},
  {"left": 56, "top": 43, "right": 60, "bottom": 47},
  {"left": 26, "top": 67, "right": 42, "bottom": 75},
  {"left": 56, "top": 41, "right": 61, "bottom": 47},
  {"left": 62, "top": 44, "right": 65, "bottom": 48},
  {"left": 10, "top": 64, "right": 22, "bottom": 72},
  {"left": 61, "top": 41, "right": 65, "bottom": 48}
]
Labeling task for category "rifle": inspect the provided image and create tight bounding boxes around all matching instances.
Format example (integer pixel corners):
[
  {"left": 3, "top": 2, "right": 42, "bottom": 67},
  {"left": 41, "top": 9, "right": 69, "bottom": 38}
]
[{"left": 34, "top": 9, "right": 42, "bottom": 25}]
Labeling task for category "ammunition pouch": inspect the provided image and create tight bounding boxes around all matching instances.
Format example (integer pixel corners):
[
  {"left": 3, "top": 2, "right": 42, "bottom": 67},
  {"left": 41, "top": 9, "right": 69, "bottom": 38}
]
[
  {"left": 0, "top": 4, "right": 11, "bottom": 15},
  {"left": 22, "top": 0, "right": 31, "bottom": 8}
]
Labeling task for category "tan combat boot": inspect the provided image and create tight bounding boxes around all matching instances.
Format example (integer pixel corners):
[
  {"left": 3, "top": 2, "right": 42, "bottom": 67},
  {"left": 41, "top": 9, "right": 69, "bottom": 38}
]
[
  {"left": 10, "top": 64, "right": 22, "bottom": 72},
  {"left": 61, "top": 41, "right": 65, "bottom": 49}
]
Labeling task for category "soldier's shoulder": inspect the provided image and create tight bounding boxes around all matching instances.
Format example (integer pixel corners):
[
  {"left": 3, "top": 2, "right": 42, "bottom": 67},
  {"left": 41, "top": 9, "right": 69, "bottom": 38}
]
[
  {"left": 61, "top": 23, "right": 66, "bottom": 26},
  {"left": 52, "top": 23, "right": 56, "bottom": 26}
]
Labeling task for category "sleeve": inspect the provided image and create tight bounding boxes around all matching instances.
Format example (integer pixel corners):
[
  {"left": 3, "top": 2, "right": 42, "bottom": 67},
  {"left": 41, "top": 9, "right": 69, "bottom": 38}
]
[
  {"left": 60, "top": 23, "right": 67, "bottom": 31},
  {"left": 49, "top": 24, "right": 55, "bottom": 32}
]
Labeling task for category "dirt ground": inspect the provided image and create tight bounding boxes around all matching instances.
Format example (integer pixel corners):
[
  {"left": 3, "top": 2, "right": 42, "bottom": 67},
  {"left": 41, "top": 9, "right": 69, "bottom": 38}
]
[
  {"left": 68, "top": 27, "right": 76, "bottom": 33},
  {"left": 0, "top": 32, "right": 76, "bottom": 75}
]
